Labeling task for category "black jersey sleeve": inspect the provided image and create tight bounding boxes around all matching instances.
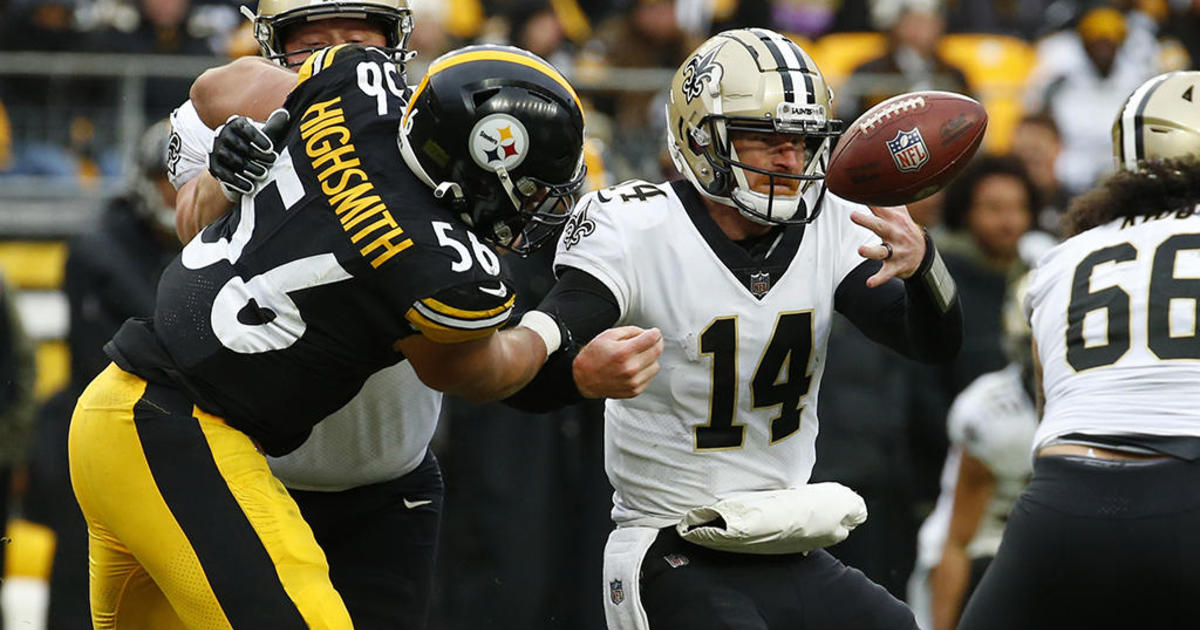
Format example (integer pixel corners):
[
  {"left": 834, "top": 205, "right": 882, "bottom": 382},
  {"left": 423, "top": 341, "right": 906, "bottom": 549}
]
[
  {"left": 834, "top": 234, "right": 962, "bottom": 364},
  {"left": 503, "top": 266, "right": 621, "bottom": 412}
]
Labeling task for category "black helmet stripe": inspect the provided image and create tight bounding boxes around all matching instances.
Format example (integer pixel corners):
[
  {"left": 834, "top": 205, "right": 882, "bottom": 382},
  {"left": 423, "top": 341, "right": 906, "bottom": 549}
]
[
  {"left": 750, "top": 27, "right": 813, "bottom": 105},
  {"left": 1119, "top": 72, "right": 1171, "bottom": 169}
]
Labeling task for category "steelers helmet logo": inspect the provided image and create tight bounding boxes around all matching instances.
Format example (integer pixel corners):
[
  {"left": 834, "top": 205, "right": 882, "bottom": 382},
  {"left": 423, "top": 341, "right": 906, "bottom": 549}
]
[{"left": 470, "top": 113, "right": 529, "bottom": 172}]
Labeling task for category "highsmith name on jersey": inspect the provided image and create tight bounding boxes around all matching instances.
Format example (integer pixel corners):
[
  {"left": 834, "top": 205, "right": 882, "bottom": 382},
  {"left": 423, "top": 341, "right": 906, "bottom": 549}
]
[
  {"left": 112, "top": 45, "right": 514, "bottom": 456},
  {"left": 1029, "top": 210, "right": 1200, "bottom": 452},
  {"left": 556, "top": 179, "right": 878, "bottom": 528}
]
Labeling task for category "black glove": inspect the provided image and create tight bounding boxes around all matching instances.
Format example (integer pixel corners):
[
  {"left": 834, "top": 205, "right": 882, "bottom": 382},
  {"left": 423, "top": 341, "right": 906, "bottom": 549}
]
[{"left": 208, "top": 108, "right": 290, "bottom": 201}]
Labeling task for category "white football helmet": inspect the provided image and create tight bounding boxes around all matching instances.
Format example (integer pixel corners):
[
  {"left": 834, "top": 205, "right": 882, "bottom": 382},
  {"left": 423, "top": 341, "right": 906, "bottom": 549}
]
[
  {"left": 666, "top": 28, "right": 842, "bottom": 225},
  {"left": 1113, "top": 71, "right": 1200, "bottom": 171}
]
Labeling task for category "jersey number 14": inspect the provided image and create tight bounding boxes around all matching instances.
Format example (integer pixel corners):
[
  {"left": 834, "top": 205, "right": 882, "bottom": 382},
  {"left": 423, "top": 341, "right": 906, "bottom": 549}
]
[{"left": 696, "top": 311, "right": 814, "bottom": 451}]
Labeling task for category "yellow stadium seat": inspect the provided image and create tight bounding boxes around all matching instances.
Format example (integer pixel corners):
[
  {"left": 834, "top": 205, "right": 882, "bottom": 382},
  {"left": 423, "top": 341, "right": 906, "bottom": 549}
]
[
  {"left": 937, "top": 34, "right": 1037, "bottom": 152},
  {"left": 3, "top": 519, "right": 55, "bottom": 581},
  {"left": 35, "top": 340, "right": 69, "bottom": 401},
  {"left": 0, "top": 241, "right": 67, "bottom": 290},
  {"left": 810, "top": 32, "right": 887, "bottom": 84}
]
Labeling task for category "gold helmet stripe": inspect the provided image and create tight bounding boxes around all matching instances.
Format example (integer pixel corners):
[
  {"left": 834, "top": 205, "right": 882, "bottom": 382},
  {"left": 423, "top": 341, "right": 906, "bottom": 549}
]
[
  {"left": 1118, "top": 72, "right": 1172, "bottom": 170},
  {"left": 404, "top": 50, "right": 582, "bottom": 126}
]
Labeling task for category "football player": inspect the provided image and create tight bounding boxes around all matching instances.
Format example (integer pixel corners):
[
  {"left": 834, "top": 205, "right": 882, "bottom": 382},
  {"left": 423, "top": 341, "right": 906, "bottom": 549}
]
[
  {"left": 958, "top": 71, "right": 1200, "bottom": 630},
  {"left": 507, "top": 28, "right": 962, "bottom": 629},
  {"left": 166, "top": 2, "right": 445, "bottom": 628},
  {"left": 70, "top": 44, "right": 660, "bottom": 629},
  {"left": 908, "top": 274, "right": 1037, "bottom": 630}
]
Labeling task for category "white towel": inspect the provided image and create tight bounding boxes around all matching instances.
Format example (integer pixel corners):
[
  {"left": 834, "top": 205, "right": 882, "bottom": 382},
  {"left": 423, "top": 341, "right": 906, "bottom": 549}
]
[
  {"left": 602, "top": 526, "right": 660, "bottom": 630},
  {"left": 677, "top": 483, "right": 868, "bottom": 555}
]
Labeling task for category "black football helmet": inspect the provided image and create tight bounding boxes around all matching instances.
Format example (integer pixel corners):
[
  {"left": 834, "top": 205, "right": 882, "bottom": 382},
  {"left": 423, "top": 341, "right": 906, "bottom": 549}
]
[{"left": 398, "top": 45, "right": 587, "bottom": 256}]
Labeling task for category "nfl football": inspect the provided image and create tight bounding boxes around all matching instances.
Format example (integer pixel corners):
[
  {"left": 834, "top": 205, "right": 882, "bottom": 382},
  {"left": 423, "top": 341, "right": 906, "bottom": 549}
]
[{"left": 825, "top": 91, "right": 987, "bottom": 207}]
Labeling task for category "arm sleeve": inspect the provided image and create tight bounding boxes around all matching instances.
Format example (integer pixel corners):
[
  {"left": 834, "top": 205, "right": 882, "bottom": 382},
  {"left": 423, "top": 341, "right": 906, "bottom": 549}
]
[
  {"left": 168, "top": 100, "right": 215, "bottom": 189},
  {"left": 834, "top": 233, "right": 962, "bottom": 364},
  {"left": 502, "top": 266, "right": 621, "bottom": 413}
]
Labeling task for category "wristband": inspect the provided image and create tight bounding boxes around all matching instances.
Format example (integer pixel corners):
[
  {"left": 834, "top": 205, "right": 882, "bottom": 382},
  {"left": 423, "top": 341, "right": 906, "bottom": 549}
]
[
  {"left": 518, "top": 310, "right": 563, "bottom": 355},
  {"left": 914, "top": 231, "right": 957, "bottom": 314}
]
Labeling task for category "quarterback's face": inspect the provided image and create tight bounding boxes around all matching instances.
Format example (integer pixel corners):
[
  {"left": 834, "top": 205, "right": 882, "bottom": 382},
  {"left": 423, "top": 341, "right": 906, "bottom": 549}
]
[
  {"left": 282, "top": 18, "right": 388, "bottom": 65},
  {"left": 730, "top": 131, "right": 805, "bottom": 196}
]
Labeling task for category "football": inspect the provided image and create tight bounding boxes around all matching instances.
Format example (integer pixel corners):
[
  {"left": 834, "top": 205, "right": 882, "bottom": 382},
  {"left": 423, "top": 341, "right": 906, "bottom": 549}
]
[{"left": 825, "top": 91, "right": 988, "bottom": 207}]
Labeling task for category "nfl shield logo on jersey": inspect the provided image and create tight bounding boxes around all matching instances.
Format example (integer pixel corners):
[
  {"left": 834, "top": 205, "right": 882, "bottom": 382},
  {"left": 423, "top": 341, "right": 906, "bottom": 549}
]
[
  {"left": 886, "top": 128, "right": 929, "bottom": 172},
  {"left": 609, "top": 579, "right": 625, "bottom": 605},
  {"left": 750, "top": 271, "right": 771, "bottom": 298}
]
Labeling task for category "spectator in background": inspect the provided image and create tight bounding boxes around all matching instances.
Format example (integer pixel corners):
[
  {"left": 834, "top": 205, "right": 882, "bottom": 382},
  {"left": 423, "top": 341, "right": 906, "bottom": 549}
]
[
  {"left": 1009, "top": 113, "right": 1068, "bottom": 235},
  {"left": 932, "top": 155, "right": 1036, "bottom": 401},
  {"left": 1024, "top": 7, "right": 1159, "bottom": 196},
  {"left": 942, "top": 0, "right": 1057, "bottom": 40},
  {"left": 843, "top": 0, "right": 970, "bottom": 122},
  {"left": 20, "top": 121, "right": 179, "bottom": 630},
  {"left": 908, "top": 156, "right": 1036, "bottom": 515},
  {"left": 89, "top": 0, "right": 219, "bottom": 121},
  {"left": 0, "top": 270, "right": 37, "bottom": 630},
  {"left": 508, "top": 2, "right": 575, "bottom": 73},
  {"left": 592, "top": 0, "right": 697, "bottom": 182}
]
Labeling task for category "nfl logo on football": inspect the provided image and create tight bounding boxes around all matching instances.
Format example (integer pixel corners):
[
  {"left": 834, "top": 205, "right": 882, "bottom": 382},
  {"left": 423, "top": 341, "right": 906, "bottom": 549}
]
[{"left": 886, "top": 128, "right": 929, "bottom": 172}]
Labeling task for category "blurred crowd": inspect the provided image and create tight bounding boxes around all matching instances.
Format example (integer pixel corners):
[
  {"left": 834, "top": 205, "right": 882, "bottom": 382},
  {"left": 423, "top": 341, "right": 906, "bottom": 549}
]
[{"left": 3, "top": 0, "right": 1200, "bottom": 629}]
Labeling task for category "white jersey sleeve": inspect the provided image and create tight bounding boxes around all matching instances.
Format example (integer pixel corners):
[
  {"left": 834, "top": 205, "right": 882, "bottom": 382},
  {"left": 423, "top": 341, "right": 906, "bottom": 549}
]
[
  {"left": 554, "top": 186, "right": 644, "bottom": 319},
  {"left": 167, "top": 100, "right": 216, "bottom": 190}
]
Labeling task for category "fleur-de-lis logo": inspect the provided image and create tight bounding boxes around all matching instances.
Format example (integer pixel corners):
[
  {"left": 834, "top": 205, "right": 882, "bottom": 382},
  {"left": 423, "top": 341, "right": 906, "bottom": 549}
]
[
  {"left": 562, "top": 201, "right": 596, "bottom": 251},
  {"left": 681, "top": 44, "right": 724, "bottom": 104}
]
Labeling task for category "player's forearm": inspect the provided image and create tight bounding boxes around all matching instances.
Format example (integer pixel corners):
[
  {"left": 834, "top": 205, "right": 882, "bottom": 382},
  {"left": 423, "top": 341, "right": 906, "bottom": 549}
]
[
  {"left": 191, "top": 57, "right": 295, "bottom": 129},
  {"left": 930, "top": 544, "right": 971, "bottom": 630},
  {"left": 835, "top": 234, "right": 962, "bottom": 363},
  {"left": 401, "top": 327, "right": 548, "bottom": 403},
  {"left": 176, "top": 172, "right": 234, "bottom": 242}
]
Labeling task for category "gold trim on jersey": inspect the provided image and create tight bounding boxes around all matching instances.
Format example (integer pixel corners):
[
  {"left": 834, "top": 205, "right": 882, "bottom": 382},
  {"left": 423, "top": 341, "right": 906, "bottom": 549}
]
[
  {"left": 403, "top": 50, "right": 583, "bottom": 126},
  {"left": 419, "top": 293, "right": 516, "bottom": 321},
  {"left": 296, "top": 43, "right": 350, "bottom": 87},
  {"left": 299, "top": 95, "right": 413, "bottom": 267},
  {"left": 405, "top": 305, "right": 510, "bottom": 343}
]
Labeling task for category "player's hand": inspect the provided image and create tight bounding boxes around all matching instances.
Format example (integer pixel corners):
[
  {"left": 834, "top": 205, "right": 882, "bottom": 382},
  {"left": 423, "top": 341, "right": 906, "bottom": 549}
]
[
  {"left": 573, "top": 326, "right": 663, "bottom": 399},
  {"left": 208, "top": 108, "right": 290, "bottom": 202},
  {"left": 850, "top": 204, "right": 926, "bottom": 288}
]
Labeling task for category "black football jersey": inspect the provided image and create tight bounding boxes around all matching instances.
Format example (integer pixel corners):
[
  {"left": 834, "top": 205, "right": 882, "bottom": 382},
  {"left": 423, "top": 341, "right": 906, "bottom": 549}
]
[{"left": 107, "top": 45, "right": 518, "bottom": 455}]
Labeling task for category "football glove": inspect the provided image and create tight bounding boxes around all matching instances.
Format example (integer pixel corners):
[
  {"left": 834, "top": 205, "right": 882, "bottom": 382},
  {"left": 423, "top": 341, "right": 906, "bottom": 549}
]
[{"left": 208, "top": 108, "right": 290, "bottom": 202}]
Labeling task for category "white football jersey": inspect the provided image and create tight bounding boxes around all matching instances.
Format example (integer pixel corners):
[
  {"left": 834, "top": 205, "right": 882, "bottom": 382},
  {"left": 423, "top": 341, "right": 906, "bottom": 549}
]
[
  {"left": 556, "top": 180, "right": 878, "bottom": 528},
  {"left": 916, "top": 364, "right": 1036, "bottom": 569},
  {"left": 168, "top": 100, "right": 443, "bottom": 490},
  {"left": 1029, "top": 211, "right": 1200, "bottom": 452}
]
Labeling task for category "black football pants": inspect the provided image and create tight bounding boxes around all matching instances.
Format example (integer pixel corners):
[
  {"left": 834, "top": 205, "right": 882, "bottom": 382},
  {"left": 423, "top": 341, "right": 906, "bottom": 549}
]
[
  {"left": 290, "top": 451, "right": 443, "bottom": 630},
  {"left": 959, "top": 455, "right": 1200, "bottom": 630},
  {"left": 640, "top": 529, "right": 917, "bottom": 630}
]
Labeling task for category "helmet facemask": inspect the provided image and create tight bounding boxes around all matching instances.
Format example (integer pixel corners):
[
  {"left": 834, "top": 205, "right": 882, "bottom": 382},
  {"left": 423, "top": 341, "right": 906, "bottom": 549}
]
[
  {"left": 244, "top": 2, "right": 414, "bottom": 68},
  {"left": 699, "top": 112, "right": 841, "bottom": 225}
]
